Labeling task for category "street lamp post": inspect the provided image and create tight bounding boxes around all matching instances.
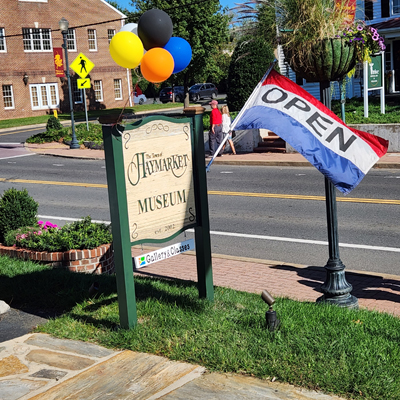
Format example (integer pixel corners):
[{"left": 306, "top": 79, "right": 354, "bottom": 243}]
[{"left": 59, "top": 17, "right": 79, "bottom": 149}]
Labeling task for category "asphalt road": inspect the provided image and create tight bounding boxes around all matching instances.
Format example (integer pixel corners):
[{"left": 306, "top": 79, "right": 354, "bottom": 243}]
[{"left": 0, "top": 146, "right": 399, "bottom": 276}]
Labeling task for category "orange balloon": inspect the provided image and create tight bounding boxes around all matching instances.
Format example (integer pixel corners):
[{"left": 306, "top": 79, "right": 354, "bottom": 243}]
[{"left": 140, "top": 48, "right": 174, "bottom": 83}]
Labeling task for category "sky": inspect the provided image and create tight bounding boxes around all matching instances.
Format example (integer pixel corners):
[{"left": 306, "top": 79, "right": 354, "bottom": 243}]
[{"left": 113, "top": 0, "right": 238, "bottom": 13}]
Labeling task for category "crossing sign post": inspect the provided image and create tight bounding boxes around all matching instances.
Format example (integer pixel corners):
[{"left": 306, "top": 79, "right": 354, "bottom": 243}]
[{"left": 70, "top": 53, "right": 94, "bottom": 79}]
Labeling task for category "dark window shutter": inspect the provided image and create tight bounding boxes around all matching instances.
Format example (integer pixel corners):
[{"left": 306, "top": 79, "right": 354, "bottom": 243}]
[
  {"left": 381, "top": 0, "right": 390, "bottom": 18},
  {"left": 365, "top": 0, "right": 374, "bottom": 20}
]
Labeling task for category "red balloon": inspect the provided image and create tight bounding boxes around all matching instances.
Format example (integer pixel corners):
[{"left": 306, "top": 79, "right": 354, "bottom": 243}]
[{"left": 140, "top": 48, "right": 174, "bottom": 83}]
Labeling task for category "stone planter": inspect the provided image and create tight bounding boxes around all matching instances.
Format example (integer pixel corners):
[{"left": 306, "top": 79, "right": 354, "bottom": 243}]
[
  {"left": 0, "top": 243, "right": 114, "bottom": 275},
  {"left": 284, "top": 38, "right": 356, "bottom": 82}
]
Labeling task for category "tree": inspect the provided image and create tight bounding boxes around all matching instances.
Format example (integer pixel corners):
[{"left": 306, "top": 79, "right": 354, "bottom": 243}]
[
  {"left": 106, "top": 1, "right": 129, "bottom": 14},
  {"left": 226, "top": 35, "right": 275, "bottom": 112},
  {"left": 127, "top": 0, "right": 230, "bottom": 107}
]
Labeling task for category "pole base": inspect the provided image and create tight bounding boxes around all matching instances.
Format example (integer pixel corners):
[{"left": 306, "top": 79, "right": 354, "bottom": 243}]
[{"left": 317, "top": 294, "right": 359, "bottom": 309}]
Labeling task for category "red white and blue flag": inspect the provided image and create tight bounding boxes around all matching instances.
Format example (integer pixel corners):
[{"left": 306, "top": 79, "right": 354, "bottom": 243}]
[{"left": 231, "top": 68, "right": 389, "bottom": 194}]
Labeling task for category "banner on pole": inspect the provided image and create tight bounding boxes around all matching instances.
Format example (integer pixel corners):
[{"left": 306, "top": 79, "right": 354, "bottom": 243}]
[{"left": 53, "top": 48, "right": 65, "bottom": 78}]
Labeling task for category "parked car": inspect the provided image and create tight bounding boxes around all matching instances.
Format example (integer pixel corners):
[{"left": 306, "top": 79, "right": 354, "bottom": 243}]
[
  {"left": 189, "top": 83, "right": 218, "bottom": 102},
  {"left": 134, "top": 92, "right": 147, "bottom": 105},
  {"left": 159, "top": 86, "right": 184, "bottom": 103}
]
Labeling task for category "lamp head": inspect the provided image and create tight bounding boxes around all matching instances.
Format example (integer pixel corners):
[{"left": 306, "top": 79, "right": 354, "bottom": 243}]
[
  {"left": 59, "top": 17, "right": 69, "bottom": 33},
  {"left": 261, "top": 290, "right": 275, "bottom": 307},
  {"left": 23, "top": 73, "right": 29, "bottom": 86}
]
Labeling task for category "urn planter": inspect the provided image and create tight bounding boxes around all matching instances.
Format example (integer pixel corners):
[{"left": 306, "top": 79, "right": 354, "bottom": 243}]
[{"left": 284, "top": 37, "right": 356, "bottom": 82}]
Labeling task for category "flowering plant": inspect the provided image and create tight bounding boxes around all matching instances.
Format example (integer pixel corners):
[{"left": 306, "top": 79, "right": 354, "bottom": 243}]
[
  {"left": 4, "top": 216, "right": 112, "bottom": 252},
  {"left": 8, "top": 220, "right": 59, "bottom": 248},
  {"left": 338, "top": 21, "right": 385, "bottom": 63}
]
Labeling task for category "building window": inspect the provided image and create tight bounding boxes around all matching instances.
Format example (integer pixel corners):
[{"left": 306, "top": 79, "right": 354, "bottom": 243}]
[
  {"left": 94, "top": 80, "right": 103, "bottom": 101},
  {"left": 108, "top": 29, "right": 115, "bottom": 44},
  {"left": 67, "top": 29, "right": 76, "bottom": 51},
  {"left": 114, "top": 79, "right": 122, "bottom": 100},
  {"left": 88, "top": 29, "right": 97, "bottom": 51},
  {"left": 2, "top": 85, "right": 14, "bottom": 109},
  {"left": 0, "top": 28, "right": 6, "bottom": 52},
  {"left": 381, "top": 0, "right": 390, "bottom": 17},
  {"left": 394, "top": 0, "right": 400, "bottom": 14},
  {"left": 29, "top": 83, "right": 59, "bottom": 110},
  {"left": 22, "top": 28, "right": 52, "bottom": 52},
  {"left": 73, "top": 81, "right": 83, "bottom": 104}
]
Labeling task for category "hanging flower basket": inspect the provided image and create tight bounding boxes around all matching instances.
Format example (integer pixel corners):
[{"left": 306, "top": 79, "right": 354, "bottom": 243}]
[{"left": 284, "top": 37, "right": 356, "bottom": 83}]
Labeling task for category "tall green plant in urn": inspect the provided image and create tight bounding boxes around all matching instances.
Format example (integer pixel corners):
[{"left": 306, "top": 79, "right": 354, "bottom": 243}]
[{"left": 276, "top": 0, "right": 386, "bottom": 82}]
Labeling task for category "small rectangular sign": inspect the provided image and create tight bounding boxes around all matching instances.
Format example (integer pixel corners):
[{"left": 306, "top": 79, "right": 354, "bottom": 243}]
[
  {"left": 368, "top": 54, "right": 383, "bottom": 89},
  {"left": 77, "top": 78, "right": 91, "bottom": 89},
  {"left": 53, "top": 48, "right": 65, "bottom": 77},
  {"left": 134, "top": 238, "right": 195, "bottom": 269}
]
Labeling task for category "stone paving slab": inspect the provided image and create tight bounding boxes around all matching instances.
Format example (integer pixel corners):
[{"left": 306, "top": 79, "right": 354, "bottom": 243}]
[
  {"left": 0, "top": 333, "right": 121, "bottom": 400},
  {"left": 160, "top": 372, "right": 346, "bottom": 400},
  {"left": 28, "top": 350, "right": 205, "bottom": 400}
]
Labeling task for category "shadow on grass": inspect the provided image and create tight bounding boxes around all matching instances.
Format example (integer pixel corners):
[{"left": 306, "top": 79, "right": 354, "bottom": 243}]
[
  {"left": 271, "top": 264, "right": 400, "bottom": 304},
  {"left": 0, "top": 263, "right": 209, "bottom": 322}
]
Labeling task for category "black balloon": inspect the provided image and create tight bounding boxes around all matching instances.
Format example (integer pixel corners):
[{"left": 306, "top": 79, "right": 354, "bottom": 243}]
[{"left": 138, "top": 9, "right": 173, "bottom": 50}]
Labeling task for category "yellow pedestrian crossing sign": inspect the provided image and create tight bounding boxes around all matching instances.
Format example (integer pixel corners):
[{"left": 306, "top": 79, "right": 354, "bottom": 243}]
[
  {"left": 70, "top": 53, "right": 94, "bottom": 79},
  {"left": 77, "top": 78, "right": 91, "bottom": 89}
]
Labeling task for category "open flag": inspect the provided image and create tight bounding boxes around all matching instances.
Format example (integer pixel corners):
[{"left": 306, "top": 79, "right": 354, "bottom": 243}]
[{"left": 231, "top": 65, "right": 389, "bottom": 194}]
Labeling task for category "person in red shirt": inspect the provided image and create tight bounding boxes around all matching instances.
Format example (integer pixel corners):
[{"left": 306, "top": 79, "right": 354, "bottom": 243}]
[{"left": 209, "top": 100, "right": 223, "bottom": 157}]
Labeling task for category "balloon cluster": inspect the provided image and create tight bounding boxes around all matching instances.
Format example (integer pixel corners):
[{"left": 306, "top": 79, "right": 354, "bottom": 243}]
[{"left": 109, "top": 9, "right": 192, "bottom": 83}]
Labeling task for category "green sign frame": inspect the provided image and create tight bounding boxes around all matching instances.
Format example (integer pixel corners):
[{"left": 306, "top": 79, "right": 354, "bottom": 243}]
[{"left": 102, "top": 109, "right": 214, "bottom": 329}]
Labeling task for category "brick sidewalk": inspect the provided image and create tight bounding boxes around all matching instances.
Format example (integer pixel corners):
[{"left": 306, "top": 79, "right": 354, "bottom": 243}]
[{"left": 132, "top": 249, "right": 400, "bottom": 316}]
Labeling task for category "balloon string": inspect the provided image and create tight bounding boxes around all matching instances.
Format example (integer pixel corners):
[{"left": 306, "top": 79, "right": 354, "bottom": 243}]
[{"left": 113, "top": 68, "right": 143, "bottom": 128}]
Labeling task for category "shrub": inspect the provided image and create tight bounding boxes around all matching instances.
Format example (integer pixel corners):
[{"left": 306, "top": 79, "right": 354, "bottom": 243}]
[
  {"left": 0, "top": 188, "right": 38, "bottom": 243},
  {"left": 226, "top": 36, "right": 276, "bottom": 112},
  {"left": 26, "top": 129, "right": 66, "bottom": 144},
  {"left": 26, "top": 122, "right": 103, "bottom": 145},
  {"left": 63, "top": 123, "right": 103, "bottom": 145},
  {"left": 46, "top": 116, "right": 63, "bottom": 131},
  {"left": 4, "top": 216, "right": 112, "bottom": 252}
]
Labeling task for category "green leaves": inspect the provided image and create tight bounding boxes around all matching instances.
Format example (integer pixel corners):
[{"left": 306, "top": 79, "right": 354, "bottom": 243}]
[
  {"left": 0, "top": 188, "right": 38, "bottom": 243},
  {"left": 5, "top": 216, "right": 112, "bottom": 252}
]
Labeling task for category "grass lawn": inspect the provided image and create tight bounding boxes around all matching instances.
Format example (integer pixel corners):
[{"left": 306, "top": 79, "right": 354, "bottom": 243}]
[{"left": 1, "top": 254, "right": 400, "bottom": 400}]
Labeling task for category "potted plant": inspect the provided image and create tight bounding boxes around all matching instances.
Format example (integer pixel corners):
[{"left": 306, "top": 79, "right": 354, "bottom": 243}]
[{"left": 274, "top": 0, "right": 386, "bottom": 82}]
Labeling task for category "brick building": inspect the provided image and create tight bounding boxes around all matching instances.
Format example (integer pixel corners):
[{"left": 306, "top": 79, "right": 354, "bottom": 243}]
[{"left": 0, "top": 0, "right": 132, "bottom": 120}]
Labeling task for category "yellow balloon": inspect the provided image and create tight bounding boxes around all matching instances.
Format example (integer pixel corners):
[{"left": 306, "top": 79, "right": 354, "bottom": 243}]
[{"left": 109, "top": 31, "right": 144, "bottom": 69}]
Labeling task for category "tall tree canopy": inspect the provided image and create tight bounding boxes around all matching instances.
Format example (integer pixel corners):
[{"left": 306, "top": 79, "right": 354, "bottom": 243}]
[
  {"left": 226, "top": 35, "right": 275, "bottom": 111},
  {"left": 127, "top": 0, "right": 230, "bottom": 103}
]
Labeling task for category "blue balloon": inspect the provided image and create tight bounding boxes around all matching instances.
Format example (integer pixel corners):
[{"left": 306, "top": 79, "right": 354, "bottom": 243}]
[{"left": 164, "top": 37, "right": 192, "bottom": 74}]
